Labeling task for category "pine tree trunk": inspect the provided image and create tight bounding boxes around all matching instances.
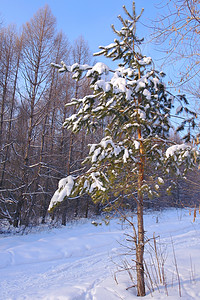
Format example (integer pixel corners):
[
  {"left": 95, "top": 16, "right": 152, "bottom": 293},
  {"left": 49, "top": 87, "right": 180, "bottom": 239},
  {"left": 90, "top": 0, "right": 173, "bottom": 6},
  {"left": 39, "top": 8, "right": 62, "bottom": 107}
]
[
  {"left": 135, "top": 56, "right": 146, "bottom": 296},
  {"left": 136, "top": 137, "right": 145, "bottom": 296},
  {"left": 136, "top": 136, "right": 146, "bottom": 296},
  {"left": 136, "top": 196, "right": 145, "bottom": 296}
]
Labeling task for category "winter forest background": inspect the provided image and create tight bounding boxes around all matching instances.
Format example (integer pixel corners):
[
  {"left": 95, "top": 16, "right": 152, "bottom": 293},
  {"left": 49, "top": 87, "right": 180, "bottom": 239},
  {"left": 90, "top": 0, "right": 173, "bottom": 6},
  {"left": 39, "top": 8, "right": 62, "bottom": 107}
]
[{"left": 0, "top": 2, "right": 200, "bottom": 229}]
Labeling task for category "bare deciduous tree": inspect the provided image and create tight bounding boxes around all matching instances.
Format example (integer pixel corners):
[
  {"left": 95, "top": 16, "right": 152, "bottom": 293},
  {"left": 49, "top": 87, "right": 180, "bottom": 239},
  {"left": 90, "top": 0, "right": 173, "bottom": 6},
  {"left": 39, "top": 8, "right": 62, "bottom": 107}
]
[
  {"left": 14, "top": 5, "right": 56, "bottom": 227},
  {"left": 152, "top": 0, "right": 200, "bottom": 88}
]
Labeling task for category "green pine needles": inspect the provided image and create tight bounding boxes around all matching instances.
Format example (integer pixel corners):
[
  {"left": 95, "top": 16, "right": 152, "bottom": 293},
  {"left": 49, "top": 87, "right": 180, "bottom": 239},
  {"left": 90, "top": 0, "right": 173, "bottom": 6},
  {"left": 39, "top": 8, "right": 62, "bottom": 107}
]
[
  {"left": 49, "top": 2, "right": 198, "bottom": 296},
  {"left": 49, "top": 2, "right": 198, "bottom": 212}
]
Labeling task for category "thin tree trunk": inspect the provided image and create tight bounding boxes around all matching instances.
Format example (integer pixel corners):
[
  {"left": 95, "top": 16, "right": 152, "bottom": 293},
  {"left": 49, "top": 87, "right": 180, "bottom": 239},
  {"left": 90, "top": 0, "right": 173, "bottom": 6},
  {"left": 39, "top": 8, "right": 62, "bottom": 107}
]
[
  {"left": 41, "top": 169, "right": 50, "bottom": 224},
  {"left": 136, "top": 120, "right": 145, "bottom": 296},
  {"left": 136, "top": 210, "right": 145, "bottom": 296},
  {"left": 136, "top": 63, "right": 145, "bottom": 296},
  {"left": 0, "top": 58, "right": 9, "bottom": 147},
  {"left": 60, "top": 86, "right": 70, "bottom": 225},
  {"left": 14, "top": 6, "right": 56, "bottom": 227},
  {"left": 84, "top": 196, "right": 89, "bottom": 218},
  {"left": 0, "top": 37, "right": 21, "bottom": 187}
]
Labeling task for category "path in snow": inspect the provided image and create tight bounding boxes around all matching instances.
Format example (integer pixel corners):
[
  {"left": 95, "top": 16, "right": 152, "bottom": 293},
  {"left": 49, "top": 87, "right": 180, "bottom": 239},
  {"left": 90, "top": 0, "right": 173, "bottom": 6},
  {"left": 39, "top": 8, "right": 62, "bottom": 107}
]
[{"left": 0, "top": 209, "right": 200, "bottom": 299}]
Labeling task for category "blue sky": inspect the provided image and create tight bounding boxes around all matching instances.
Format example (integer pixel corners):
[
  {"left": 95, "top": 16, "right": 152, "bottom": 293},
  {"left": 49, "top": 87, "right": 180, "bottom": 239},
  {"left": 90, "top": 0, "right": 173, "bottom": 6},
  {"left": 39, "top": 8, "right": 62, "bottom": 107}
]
[
  {"left": 0, "top": 1, "right": 195, "bottom": 135},
  {"left": 0, "top": 0, "right": 162, "bottom": 64}
]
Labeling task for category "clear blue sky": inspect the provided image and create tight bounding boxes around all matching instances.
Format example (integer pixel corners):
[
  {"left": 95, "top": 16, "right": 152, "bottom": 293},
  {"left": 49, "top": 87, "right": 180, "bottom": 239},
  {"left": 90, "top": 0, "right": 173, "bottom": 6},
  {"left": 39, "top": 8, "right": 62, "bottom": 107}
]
[
  {"left": 0, "top": 1, "right": 193, "bottom": 134},
  {"left": 0, "top": 0, "right": 162, "bottom": 63}
]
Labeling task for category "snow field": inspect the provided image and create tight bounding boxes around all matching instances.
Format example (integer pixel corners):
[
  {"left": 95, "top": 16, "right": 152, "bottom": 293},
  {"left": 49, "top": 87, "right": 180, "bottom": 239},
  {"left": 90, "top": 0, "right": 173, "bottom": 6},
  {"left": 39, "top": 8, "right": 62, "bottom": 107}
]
[{"left": 0, "top": 208, "right": 200, "bottom": 299}]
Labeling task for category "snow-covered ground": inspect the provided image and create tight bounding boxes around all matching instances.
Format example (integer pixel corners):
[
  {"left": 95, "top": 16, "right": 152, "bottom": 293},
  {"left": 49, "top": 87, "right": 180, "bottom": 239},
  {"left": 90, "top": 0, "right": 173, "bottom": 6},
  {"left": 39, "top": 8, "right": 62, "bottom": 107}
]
[{"left": 0, "top": 208, "right": 200, "bottom": 299}]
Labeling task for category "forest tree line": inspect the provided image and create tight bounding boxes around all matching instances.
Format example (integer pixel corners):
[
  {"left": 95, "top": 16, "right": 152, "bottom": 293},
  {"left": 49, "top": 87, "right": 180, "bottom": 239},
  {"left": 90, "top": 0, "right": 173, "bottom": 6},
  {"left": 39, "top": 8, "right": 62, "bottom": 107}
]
[{"left": 0, "top": 4, "right": 200, "bottom": 228}]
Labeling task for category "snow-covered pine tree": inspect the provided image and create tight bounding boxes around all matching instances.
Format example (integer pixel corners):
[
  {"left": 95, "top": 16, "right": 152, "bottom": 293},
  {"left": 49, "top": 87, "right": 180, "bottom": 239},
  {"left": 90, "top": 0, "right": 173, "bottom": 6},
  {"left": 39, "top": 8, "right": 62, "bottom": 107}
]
[{"left": 48, "top": 2, "right": 198, "bottom": 296}]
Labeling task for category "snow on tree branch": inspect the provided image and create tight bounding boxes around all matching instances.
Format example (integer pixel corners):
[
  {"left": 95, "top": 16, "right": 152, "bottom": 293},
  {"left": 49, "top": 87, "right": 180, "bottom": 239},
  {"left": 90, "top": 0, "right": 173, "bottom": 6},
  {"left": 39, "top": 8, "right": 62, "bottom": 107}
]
[{"left": 48, "top": 0, "right": 199, "bottom": 213}]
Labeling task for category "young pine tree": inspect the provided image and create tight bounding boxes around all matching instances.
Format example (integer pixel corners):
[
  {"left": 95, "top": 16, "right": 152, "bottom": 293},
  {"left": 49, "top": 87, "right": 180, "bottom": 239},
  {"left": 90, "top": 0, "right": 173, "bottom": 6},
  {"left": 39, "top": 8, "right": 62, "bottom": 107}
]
[{"left": 49, "top": 2, "right": 198, "bottom": 296}]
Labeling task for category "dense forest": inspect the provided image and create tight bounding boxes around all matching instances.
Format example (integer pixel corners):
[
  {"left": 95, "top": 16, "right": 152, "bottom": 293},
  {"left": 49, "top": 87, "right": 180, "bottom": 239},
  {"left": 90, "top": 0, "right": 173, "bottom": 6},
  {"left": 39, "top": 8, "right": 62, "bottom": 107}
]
[{"left": 0, "top": 4, "right": 200, "bottom": 229}]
